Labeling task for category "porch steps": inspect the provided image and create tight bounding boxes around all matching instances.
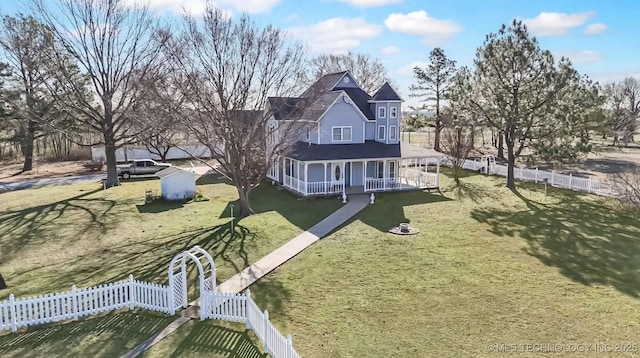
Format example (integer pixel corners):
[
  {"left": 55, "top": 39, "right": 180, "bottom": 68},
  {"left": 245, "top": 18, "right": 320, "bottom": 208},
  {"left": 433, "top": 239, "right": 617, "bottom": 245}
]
[{"left": 346, "top": 185, "right": 365, "bottom": 195}]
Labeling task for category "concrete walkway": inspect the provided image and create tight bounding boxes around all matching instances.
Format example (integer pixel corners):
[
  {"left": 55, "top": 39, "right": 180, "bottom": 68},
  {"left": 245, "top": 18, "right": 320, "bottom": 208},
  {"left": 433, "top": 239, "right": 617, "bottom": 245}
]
[{"left": 121, "top": 194, "right": 370, "bottom": 358}]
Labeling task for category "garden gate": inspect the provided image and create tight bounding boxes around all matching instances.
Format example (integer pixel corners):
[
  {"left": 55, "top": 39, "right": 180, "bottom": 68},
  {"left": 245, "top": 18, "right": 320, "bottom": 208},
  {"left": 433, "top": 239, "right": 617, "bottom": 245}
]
[{"left": 167, "top": 245, "right": 217, "bottom": 319}]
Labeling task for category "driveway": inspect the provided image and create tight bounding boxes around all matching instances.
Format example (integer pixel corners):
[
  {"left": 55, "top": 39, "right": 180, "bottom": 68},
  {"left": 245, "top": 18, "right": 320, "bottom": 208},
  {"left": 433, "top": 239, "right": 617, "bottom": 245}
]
[{"left": 0, "top": 174, "right": 107, "bottom": 193}]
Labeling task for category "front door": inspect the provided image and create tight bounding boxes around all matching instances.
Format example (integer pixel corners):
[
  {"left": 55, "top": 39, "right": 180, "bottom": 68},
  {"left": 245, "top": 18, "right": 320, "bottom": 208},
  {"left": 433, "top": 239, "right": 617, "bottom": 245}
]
[{"left": 332, "top": 162, "right": 343, "bottom": 184}]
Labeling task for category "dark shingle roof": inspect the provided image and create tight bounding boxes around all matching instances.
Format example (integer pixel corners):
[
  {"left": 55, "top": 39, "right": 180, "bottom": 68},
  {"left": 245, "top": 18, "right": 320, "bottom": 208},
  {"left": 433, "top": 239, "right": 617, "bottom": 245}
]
[
  {"left": 269, "top": 97, "right": 305, "bottom": 121},
  {"left": 300, "top": 71, "right": 346, "bottom": 98},
  {"left": 342, "top": 88, "right": 374, "bottom": 119},
  {"left": 371, "top": 82, "right": 402, "bottom": 101},
  {"left": 287, "top": 140, "right": 401, "bottom": 161}
]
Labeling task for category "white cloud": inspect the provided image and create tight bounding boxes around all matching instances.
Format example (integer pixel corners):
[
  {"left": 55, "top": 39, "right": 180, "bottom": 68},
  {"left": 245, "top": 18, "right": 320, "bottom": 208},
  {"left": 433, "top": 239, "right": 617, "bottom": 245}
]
[
  {"left": 584, "top": 23, "right": 607, "bottom": 35},
  {"left": 384, "top": 11, "right": 463, "bottom": 46},
  {"left": 288, "top": 17, "right": 382, "bottom": 54},
  {"left": 381, "top": 46, "right": 400, "bottom": 55},
  {"left": 522, "top": 11, "right": 595, "bottom": 36},
  {"left": 555, "top": 50, "right": 604, "bottom": 64},
  {"left": 123, "top": 0, "right": 280, "bottom": 15},
  {"left": 397, "top": 61, "right": 429, "bottom": 76},
  {"left": 335, "top": 0, "right": 402, "bottom": 7}
]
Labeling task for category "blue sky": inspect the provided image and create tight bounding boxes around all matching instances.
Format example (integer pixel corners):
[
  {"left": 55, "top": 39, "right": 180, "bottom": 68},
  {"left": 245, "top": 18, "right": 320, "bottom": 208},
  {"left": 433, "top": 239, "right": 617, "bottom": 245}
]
[{"left": 2, "top": 0, "right": 639, "bottom": 107}]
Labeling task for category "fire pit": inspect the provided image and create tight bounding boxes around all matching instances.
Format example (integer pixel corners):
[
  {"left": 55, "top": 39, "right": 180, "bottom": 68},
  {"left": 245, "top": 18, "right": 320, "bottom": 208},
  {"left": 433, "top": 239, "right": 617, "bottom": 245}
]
[{"left": 388, "top": 223, "right": 420, "bottom": 235}]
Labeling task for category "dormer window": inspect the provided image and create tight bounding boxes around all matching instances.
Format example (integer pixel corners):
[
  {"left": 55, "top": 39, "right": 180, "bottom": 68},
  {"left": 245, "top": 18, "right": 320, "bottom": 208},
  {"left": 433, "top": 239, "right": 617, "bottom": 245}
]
[
  {"left": 378, "top": 106, "right": 386, "bottom": 118},
  {"left": 332, "top": 126, "right": 352, "bottom": 142},
  {"left": 390, "top": 107, "right": 397, "bottom": 118}
]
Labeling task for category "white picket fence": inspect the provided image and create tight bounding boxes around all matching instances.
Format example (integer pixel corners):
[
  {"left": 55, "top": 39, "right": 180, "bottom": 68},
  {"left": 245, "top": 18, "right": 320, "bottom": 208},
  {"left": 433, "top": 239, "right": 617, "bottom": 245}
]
[
  {"left": 1, "top": 280, "right": 301, "bottom": 358},
  {"left": 0, "top": 275, "right": 171, "bottom": 333},
  {"left": 458, "top": 158, "right": 615, "bottom": 196},
  {"left": 201, "top": 289, "right": 301, "bottom": 358}
]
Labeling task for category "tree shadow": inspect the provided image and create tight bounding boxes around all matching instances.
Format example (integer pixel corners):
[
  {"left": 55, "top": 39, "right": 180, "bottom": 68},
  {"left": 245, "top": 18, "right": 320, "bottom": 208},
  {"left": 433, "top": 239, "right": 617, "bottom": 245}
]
[
  {"left": 342, "top": 190, "right": 452, "bottom": 233},
  {"left": 5, "top": 223, "right": 257, "bottom": 296},
  {"left": 0, "top": 188, "right": 115, "bottom": 263},
  {"left": 447, "top": 181, "right": 495, "bottom": 203},
  {"left": 136, "top": 200, "right": 185, "bottom": 213},
  {"left": 169, "top": 322, "right": 266, "bottom": 358},
  {"left": 196, "top": 173, "right": 232, "bottom": 185},
  {"left": 470, "top": 188, "right": 640, "bottom": 297},
  {"left": 0, "top": 310, "right": 176, "bottom": 358},
  {"left": 250, "top": 277, "right": 293, "bottom": 319}
]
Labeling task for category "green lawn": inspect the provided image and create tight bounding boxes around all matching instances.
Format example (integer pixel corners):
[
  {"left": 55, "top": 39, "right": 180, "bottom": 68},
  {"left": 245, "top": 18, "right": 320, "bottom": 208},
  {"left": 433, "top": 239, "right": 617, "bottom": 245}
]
[
  {"left": 0, "top": 174, "right": 340, "bottom": 300},
  {"left": 249, "top": 171, "right": 640, "bottom": 357}
]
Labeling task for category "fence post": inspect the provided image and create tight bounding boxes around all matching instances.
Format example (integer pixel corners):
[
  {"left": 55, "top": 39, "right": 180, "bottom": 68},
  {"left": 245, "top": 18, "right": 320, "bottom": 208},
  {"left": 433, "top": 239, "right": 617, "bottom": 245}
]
[
  {"left": 9, "top": 294, "right": 17, "bottom": 332},
  {"left": 535, "top": 168, "right": 539, "bottom": 183},
  {"left": 129, "top": 275, "right": 135, "bottom": 310},
  {"left": 263, "top": 309, "right": 270, "bottom": 355},
  {"left": 569, "top": 173, "right": 573, "bottom": 189},
  {"left": 71, "top": 285, "right": 79, "bottom": 321},
  {"left": 245, "top": 289, "right": 252, "bottom": 330},
  {"left": 287, "top": 335, "right": 294, "bottom": 358},
  {"left": 551, "top": 171, "right": 555, "bottom": 186},
  {"left": 519, "top": 167, "right": 523, "bottom": 180},
  {"left": 587, "top": 178, "right": 592, "bottom": 193}
]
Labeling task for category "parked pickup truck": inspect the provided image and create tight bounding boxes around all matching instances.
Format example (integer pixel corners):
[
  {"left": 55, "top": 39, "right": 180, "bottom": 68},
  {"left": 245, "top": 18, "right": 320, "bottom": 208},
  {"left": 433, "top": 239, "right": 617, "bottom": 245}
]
[{"left": 117, "top": 159, "right": 172, "bottom": 179}]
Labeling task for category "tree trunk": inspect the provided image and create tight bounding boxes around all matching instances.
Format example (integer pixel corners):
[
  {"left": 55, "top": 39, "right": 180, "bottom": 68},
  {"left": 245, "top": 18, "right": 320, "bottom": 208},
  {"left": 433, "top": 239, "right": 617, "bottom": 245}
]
[
  {"left": 434, "top": 119, "right": 441, "bottom": 152},
  {"left": 104, "top": 138, "right": 119, "bottom": 188},
  {"left": 506, "top": 140, "right": 516, "bottom": 189},
  {"left": 0, "top": 273, "right": 6, "bottom": 289},
  {"left": 497, "top": 131, "right": 505, "bottom": 160},
  {"left": 236, "top": 185, "right": 255, "bottom": 219},
  {"left": 21, "top": 120, "right": 36, "bottom": 172}
]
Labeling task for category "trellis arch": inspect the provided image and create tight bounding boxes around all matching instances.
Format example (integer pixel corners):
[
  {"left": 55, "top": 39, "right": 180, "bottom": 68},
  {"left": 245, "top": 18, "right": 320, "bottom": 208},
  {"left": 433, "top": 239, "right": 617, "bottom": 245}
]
[{"left": 167, "top": 245, "right": 216, "bottom": 317}]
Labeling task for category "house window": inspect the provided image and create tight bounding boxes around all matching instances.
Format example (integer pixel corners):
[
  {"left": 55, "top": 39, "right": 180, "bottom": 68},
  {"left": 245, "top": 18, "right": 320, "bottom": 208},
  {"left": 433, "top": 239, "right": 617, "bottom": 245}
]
[
  {"left": 377, "top": 125, "right": 385, "bottom": 141},
  {"left": 332, "top": 126, "right": 352, "bottom": 142},
  {"left": 378, "top": 106, "right": 386, "bottom": 118},
  {"left": 389, "top": 161, "right": 396, "bottom": 179},
  {"left": 390, "top": 106, "right": 397, "bottom": 118},
  {"left": 306, "top": 126, "right": 310, "bottom": 141},
  {"left": 377, "top": 162, "right": 384, "bottom": 178},
  {"left": 389, "top": 125, "right": 397, "bottom": 140}
]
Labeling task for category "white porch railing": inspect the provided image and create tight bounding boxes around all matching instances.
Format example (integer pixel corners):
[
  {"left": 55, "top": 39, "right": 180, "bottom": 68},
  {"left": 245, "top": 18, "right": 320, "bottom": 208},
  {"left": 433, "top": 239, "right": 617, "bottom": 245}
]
[
  {"left": 365, "top": 171, "right": 438, "bottom": 192},
  {"left": 283, "top": 175, "right": 344, "bottom": 195}
]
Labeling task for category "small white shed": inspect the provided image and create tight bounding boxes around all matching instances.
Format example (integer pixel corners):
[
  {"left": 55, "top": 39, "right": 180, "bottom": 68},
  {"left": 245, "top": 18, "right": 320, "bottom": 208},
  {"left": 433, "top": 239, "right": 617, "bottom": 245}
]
[{"left": 157, "top": 167, "right": 197, "bottom": 201}]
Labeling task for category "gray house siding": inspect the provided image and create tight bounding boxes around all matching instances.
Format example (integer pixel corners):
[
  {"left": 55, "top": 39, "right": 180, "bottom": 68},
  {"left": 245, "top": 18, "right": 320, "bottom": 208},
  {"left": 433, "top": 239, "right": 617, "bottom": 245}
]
[
  {"left": 307, "top": 163, "right": 325, "bottom": 182},
  {"left": 351, "top": 162, "right": 363, "bottom": 186},
  {"left": 365, "top": 122, "right": 375, "bottom": 140},
  {"left": 318, "top": 98, "right": 365, "bottom": 144}
]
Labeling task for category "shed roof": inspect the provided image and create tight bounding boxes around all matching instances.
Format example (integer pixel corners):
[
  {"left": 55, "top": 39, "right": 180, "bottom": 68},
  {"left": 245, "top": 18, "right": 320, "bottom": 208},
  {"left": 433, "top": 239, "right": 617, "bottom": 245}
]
[{"left": 157, "top": 166, "right": 196, "bottom": 179}]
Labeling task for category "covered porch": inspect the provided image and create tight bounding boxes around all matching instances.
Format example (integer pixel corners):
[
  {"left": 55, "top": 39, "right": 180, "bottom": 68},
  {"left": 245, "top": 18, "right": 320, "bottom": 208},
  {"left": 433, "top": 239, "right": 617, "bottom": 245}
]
[{"left": 268, "top": 156, "right": 441, "bottom": 197}]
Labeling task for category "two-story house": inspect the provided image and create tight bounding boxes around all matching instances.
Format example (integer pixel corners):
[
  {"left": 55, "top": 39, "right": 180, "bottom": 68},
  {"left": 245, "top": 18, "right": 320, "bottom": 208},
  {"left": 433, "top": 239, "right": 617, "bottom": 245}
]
[{"left": 266, "top": 71, "right": 441, "bottom": 198}]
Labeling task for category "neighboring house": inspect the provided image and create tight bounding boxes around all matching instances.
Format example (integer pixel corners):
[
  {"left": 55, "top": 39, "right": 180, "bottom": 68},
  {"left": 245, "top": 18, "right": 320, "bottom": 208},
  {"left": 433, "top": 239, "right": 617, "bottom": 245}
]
[
  {"left": 157, "top": 167, "right": 197, "bottom": 201},
  {"left": 265, "top": 71, "right": 442, "bottom": 198}
]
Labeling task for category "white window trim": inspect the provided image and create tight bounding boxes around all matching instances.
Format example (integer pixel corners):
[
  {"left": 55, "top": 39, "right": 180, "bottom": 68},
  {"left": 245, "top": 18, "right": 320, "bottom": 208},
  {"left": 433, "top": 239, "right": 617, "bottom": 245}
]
[
  {"left": 389, "top": 125, "right": 397, "bottom": 141},
  {"left": 377, "top": 125, "right": 385, "bottom": 141},
  {"left": 331, "top": 126, "right": 353, "bottom": 142},
  {"left": 378, "top": 106, "right": 386, "bottom": 118},
  {"left": 390, "top": 106, "right": 397, "bottom": 118}
]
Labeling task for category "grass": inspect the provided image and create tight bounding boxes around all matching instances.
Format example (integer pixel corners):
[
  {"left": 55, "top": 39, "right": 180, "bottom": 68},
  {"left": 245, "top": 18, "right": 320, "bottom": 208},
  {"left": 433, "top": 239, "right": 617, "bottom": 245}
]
[
  {"left": 248, "top": 170, "right": 640, "bottom": 357},
  {"left": 0, "top": 173, "right": 340, "bottom": 300},
  {"left": 140, "top": 320, "right": 267, "bottom": 358},
  {"left": 0, "top": 310, "right": 176, "bottom": 357}
]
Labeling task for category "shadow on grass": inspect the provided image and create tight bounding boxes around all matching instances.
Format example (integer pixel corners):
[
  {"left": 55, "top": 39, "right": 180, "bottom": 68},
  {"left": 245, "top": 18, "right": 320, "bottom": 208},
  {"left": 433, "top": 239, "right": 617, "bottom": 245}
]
[
  {"left": 6, "top": 222, "right": 257, "bottom": 297},
  {"left": 0, "top": 310, "right": 175, "bottom": 358},
  {"left": 196, "top": 173, "right": 232, "bottom": 186},
  {"left": 168, "top": 322, "right": 266, "bottom": 358},
  {"left": 447, "top": 181, "right": 494, "bottom": 203},
  {"left": 470, "top": 187, "right": 640, "bottom": 297},
  {"left": 250, "top": 277, "right": 293, "bottom": 319},
  {"left": 0, "top": 187, "right": 114, "bottom": 262},
  {"left": 136, "top": 200, "right": 185, "bottom": 213},
  {"left": 340, "top": 190, "right": 452, "bottom": 233}
]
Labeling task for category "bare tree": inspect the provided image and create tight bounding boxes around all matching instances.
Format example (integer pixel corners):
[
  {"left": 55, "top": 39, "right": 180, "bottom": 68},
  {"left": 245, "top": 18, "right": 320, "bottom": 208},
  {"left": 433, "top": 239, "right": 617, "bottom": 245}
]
[
  {"left": 440, "top": 114, "right": 475, "bottom": 184},
  {"left": 410, "top": 48, "right": 457, "bottom": 152},
  {"left": 305, "top": 51, "right": 391, "bottom": 94},
  {"left": 604, "top": 77, "right": 640, "bottom": 147},
  {"left": 33, "top": 0, "right": 167, "bottom": 187},
  {"left": 161, "top": 8, "right": 305, "bottom": 218},
  {"left": 610, "top": 169, "right": 640, "bottom": 209}
]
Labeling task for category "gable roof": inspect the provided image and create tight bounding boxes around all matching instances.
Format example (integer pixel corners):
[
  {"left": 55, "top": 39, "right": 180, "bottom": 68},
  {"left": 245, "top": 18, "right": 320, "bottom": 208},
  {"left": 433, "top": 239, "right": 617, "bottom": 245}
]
[
  {"left": 157, "top": 166, "right": 196, "bottom": 179},
  {"left": 371, "top": 82, "right": 403, "bottom": 101},
  {"left": 341, "top": 88, "right": 375, "bottom": 119},
  {"left": 300, "top": 71, "right": 347, "bottom": 98}
]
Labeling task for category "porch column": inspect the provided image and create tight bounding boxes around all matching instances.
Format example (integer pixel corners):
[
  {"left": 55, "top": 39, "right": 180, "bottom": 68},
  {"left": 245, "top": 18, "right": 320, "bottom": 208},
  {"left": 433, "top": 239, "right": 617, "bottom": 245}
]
[
  {"left": 383, "top": 159, "right": 388, "bottom": 191},
  {"left": 342, "top": 161, "right": 346, "bottom": 201},
  {"left": 323, "top": 162, "right": 327, "bottom": 194},
  {"left": 304, "top": 162, "right": 308, "bottom": 196}
]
